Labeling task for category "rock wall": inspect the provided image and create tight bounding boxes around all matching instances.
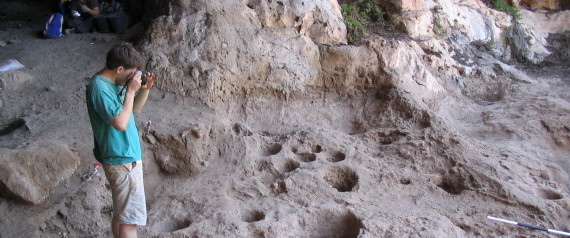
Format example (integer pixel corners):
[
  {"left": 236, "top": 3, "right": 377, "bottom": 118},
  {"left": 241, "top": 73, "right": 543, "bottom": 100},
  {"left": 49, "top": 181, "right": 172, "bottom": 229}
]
[
  {"left": 139, "top": 0, "right": 569, "bottom": 106},
  {"left": 139, "top": 0, "right": 346, "bottom": 104},
  {"left": 127, "top": 1, "right": 570, "bottom": 237}
]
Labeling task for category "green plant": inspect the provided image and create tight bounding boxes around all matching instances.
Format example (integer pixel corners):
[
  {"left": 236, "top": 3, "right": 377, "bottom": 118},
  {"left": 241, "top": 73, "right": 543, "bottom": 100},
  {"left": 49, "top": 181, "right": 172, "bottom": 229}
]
[
  {"left": 356, "top": 0, "right": 385, "bottom": 24},
  {"left": 342, "top": 3, "right": 366, "bottom": 43},
  {"left": 491, "top": 0, "right": 521, "bottom": 21},
  {"left": 341, "top": 0, "right": 385, "bottom": 44},
  {"left": 432, "top": 14, "right": 446, "bottom": 36},
  {"left": 431, "top": 5, "right": 446, "bottom": 36}
]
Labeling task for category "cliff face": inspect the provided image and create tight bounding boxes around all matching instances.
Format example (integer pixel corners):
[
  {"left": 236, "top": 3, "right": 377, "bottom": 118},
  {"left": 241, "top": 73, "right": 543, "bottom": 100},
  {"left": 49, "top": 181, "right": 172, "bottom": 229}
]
[
  {"left": 0, "top": 0, "right": 568, "bottom": 237},
  {"left": 140, "top": 0, "right": 569, "bottom": 103},
  {"left": 127, "top": 0, "right": 570, "bottom": 237}
]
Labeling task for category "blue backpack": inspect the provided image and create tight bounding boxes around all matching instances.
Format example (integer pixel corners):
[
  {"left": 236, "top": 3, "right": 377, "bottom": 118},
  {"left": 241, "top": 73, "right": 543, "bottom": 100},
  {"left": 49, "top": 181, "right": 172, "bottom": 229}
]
[{"left": 44, "top": 13, "right": 63, "bottom": 39}]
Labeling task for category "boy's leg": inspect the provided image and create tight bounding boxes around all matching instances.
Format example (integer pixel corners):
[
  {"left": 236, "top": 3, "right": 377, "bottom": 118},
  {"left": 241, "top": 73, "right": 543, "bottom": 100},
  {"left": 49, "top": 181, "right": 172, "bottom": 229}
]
[
  {"left": 119, "top": 224, "right": 137, "bottom": 238},
  {"left": 103, "top": 161, "right": 147, "bottom": 238},
  {"left": 112, "top": 216, "right": 120, "bottom": 238},
  {"left": 111, "top": 217, "right": 137, "bottom": 238}
]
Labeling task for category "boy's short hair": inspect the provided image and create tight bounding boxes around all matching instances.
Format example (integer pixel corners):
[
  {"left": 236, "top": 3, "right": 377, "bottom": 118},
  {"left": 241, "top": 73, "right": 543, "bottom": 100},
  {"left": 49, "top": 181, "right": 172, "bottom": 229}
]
[{"left": 105, "top": 42, "right": 143, "bottom": 70}]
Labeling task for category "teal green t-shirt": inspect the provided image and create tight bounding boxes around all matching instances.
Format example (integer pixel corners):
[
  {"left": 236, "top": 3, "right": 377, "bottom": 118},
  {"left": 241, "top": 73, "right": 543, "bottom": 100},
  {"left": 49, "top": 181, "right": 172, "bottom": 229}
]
[{"left": 86, "top": 75, "right": 141, "bottom": 165}]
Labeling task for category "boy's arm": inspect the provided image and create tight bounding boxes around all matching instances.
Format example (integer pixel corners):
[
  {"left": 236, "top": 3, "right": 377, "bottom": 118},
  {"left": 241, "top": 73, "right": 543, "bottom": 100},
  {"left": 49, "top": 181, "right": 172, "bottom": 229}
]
[
  {"left": 110, "top": 74, "right": 142, "bottom": 131},
  {"left": 110, "top": 90, "right": 136, "bottom": 131},
  {"left": 133, "top": 88, "right": 149, "bottom": 114},
  {"left": 133, "top": 73, "right": 157, "bottom": 114}
]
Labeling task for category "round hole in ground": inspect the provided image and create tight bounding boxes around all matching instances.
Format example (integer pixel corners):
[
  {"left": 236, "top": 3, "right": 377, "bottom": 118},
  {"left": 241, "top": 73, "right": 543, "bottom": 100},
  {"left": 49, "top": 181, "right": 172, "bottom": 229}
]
[
  {"left": 536, "top": 188, "right": 563, "bottom": 200},
  {"left": 153, "top": 216, "right": 192, "bottom": 233},
  {"left": 312, "top": 145, "right": 323, "bottom": 153},
  {"left": 299, "top": 209, "right": 364, "bottom": 238},
  {"left": 328, "top": 151, "right": 346, "bottom": 163},
  {"left": 282, "top": 159, "right": 300, "bottom": 173},
  {"left": 291, "top": 147, "right": 298, "bottom": 153},
  {"left": 263, "top": 143, "right": 282, "bottom": 156},
  {"left": 296, "top": 152, "right": 316, "bottom": 162},
  {"left": 243, "top": 210, "right": 266, "bottom": 223},
  {"left": 437, "top": 178, "right": 465, "bottom": 195},
  {"left": 323, "top": 166, "right": 359, "bottom": 192}
]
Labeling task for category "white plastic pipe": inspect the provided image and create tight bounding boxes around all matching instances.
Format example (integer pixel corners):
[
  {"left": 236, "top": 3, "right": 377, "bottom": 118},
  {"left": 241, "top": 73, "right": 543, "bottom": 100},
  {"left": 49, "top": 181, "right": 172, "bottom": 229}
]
[{"left": 488, "top": 216, "right": 570, "bottom": 237}]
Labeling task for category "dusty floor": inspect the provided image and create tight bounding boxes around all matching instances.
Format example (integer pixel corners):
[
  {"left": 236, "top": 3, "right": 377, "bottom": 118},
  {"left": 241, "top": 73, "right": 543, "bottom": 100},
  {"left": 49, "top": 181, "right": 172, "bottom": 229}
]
[{"left": 0, "top": 1, "right": 569, "bottom": 238}]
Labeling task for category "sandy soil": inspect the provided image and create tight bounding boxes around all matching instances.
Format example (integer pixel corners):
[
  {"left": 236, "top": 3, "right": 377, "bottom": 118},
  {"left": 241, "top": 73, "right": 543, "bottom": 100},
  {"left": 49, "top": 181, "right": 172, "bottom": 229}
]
[{"left": 0, "top": 1, "right": 569, "bottom": 238}]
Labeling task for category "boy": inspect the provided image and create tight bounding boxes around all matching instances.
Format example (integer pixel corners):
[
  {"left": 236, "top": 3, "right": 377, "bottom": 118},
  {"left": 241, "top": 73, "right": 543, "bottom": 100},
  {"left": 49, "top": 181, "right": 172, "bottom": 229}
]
[{"left": 86, "top": 42, "right": 156, "bottom": 238}]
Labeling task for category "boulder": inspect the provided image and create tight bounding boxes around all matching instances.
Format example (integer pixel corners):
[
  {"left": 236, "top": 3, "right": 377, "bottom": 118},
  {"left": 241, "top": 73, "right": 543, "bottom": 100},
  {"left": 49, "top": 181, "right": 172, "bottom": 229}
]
[
  {"left": 0, "top": 70, "right": 32, "bottom": 90},
  {"left": 506, "top": 22, "right": 551, "bottom": 64},
  {"left": 0, "top": 144, "right": 80, "bottom": 205}
]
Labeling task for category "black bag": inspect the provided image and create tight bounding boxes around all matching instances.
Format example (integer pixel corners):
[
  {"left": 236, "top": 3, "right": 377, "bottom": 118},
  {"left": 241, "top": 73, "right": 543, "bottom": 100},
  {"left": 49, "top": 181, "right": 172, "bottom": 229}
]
[
  {"left": 95, "top": 0, "right": 128, "bottom": 33},
  {"left": 68, "top": 15, "right": 94, "bottom": 33},
  {"left": 94, "top": 15, "right": 111, "bottom": 33},
  {"left": 107, "top": 13, "right": 128, "bottom": 33}
]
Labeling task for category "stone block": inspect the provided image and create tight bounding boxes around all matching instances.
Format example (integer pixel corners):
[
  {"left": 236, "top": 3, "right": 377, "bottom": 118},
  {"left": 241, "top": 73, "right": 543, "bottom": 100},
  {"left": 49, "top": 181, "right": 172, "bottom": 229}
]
[{"left": 0, "top": 144, "right": 80, "bottom": 205}]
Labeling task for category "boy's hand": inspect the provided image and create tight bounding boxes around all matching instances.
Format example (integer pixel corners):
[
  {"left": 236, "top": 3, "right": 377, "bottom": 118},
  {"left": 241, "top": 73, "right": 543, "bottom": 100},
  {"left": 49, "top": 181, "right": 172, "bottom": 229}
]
[
  {"left": 141, "top": 72, "right": 157, "bottom": 90},
  {"left": 127, "top": 72, "right": 142, "bottom": 93}
]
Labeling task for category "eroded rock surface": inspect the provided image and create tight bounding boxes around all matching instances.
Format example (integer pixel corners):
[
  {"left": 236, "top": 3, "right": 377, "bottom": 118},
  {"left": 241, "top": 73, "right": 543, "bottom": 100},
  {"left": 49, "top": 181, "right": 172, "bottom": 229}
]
[
  {"left": 0, "top": 0, "right": 569, "bottom": 237},
  {"left": 0, "top": 143, "right": 80, "bottom": 205}
]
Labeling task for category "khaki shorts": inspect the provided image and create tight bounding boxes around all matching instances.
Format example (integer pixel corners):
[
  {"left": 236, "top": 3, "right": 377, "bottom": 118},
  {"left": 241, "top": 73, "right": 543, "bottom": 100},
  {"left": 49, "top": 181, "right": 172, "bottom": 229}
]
[{"left": 102, "top": 160, "right": 147, "bottom": 225}]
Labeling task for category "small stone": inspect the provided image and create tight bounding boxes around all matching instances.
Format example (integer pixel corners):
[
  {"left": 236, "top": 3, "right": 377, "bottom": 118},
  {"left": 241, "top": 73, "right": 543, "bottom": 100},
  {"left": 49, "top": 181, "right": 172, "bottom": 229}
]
[
  {"left": 191, "top": 68, "right": 200, "bottom": 79},
  {"left": 0, "top": 41, "right": 6, "bottom": 47},
  {"left": 7, "top": 39, "right": 20, "bottom": 44},
  {"left": 191, "top": 128, "right": 202, "bottom": 138},
  {"left": 145, "top": 134, "right": 157, "bottom": 145},
  {"left": 182, "top": 126, "right": 202, "bottom": 138},
  {"left": 181, "top": 129, "right": 192, "bottom": 138}
]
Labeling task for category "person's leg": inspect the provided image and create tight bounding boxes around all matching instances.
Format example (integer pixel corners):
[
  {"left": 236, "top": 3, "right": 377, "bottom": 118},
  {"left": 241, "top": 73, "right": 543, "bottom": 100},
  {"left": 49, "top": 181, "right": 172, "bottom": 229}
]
[
  {"left": 112, "top": 216, "right": 120, "bottom": 238},
  {"left": 103, "top": 161, "right": 146, "bottom": 238},
  {"left": 103, "top": 163, "right": 134, "bottom": 238},
  {"left": 119, "top": 224, "right": 137, "bottom": 238}
]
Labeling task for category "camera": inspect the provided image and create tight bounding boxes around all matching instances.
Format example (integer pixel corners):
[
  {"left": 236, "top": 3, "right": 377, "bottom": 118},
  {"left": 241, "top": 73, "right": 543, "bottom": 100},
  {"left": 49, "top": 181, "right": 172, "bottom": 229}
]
[{"left": 135, "top": 70, "right": 147, "bottom": 85}]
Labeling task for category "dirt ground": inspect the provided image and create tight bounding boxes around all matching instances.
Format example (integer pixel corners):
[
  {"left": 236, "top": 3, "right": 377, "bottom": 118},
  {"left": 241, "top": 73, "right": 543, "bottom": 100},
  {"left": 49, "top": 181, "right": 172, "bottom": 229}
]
[{"left": 0, "top": 1, "right": 569, "bottom": 237}]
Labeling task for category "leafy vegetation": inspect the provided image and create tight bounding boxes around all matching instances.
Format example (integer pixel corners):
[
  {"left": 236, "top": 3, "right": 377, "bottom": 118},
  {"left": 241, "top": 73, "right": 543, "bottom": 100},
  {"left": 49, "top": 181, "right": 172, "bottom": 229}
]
[
  {"left": 341, "top": 0, "right": 385, "bottom": 44},
  {"left": 431, "top": 5, "right": 446, "bottom": 36},
  {"left": 490, "top": 0, "right": 521, "bottom": 21}
]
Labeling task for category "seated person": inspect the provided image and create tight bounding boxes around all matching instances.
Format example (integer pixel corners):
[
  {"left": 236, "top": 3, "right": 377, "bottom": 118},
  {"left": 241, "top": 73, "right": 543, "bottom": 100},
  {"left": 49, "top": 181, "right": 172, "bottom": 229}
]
[
  {"left": 70, "top": 0, "right": 100, "bottom": 17},
  {"left": 99, "top": 0, "right": 123, "bottom": 15},
  {"left": 67, "top": 0, "right": 100, "bottom": 33}
]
